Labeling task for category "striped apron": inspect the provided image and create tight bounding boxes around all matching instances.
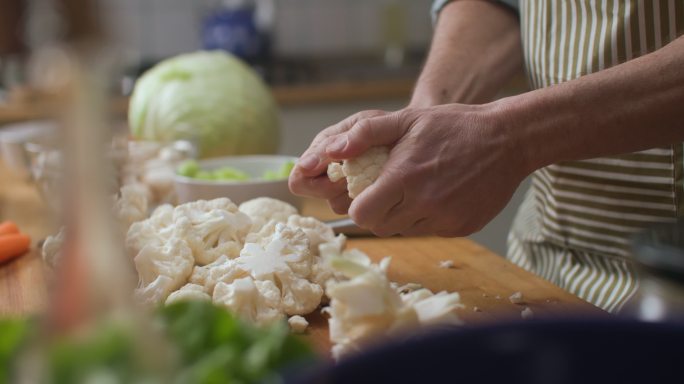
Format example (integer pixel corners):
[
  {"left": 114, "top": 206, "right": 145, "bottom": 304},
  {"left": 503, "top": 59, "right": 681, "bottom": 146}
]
[{"left": 508, "top": 0, "right": 684, "bottom": 312}]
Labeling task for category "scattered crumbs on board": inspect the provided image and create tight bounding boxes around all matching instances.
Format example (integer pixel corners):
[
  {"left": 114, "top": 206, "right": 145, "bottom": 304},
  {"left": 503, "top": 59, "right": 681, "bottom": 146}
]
[
  {"left": 509, "top": 291, "right": 524, "bottom": 305},
  {"left": 521, "top": 307, "right": 534, "bottom": 320}
]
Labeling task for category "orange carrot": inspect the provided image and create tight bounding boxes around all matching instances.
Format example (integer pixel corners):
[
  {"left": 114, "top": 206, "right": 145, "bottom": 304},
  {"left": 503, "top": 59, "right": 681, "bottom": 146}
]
[
  {"left": 0, "top": 233, "right": 31, "bottom": 263},
  {"left": 0, "top": 221, "right": 20, "bottom": 237}
]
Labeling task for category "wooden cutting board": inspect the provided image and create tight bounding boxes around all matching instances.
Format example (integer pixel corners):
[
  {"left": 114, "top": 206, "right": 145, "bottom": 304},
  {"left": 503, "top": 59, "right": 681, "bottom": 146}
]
[{"left": 0, "top": 162, "right": 604, "bottom": 358}]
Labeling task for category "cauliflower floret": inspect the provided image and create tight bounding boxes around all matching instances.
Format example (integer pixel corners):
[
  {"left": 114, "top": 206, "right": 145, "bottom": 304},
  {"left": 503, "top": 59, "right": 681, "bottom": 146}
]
[
  {"left": 172, "top": 199, "right": 252, "bottom": 265},
  {"left": 286, "top": 215, "right": 346, "bottom": 256},
  {"left": 327, "top": 146, "right": 389, "bottom": 199},
  {"left": 327, "top": 162, "right": 345, "bottom": 183},
  {"left": 239, "top": 197, "right": 299, "bottom": 232},
  {"left": 288, "top": 315, "right": 309, "bottom": 333},
  {"left": 240, "top": 223, "right": 313, "bottom": 278},
  {"left": 231, "top": 224, "right": 323, "bottom": 315},
  {"left": 188, "top": 255, "right": 251, "bottom": 296},
  {"left": 401, "top": 289, "right": 464, "bottom": 325},
  {"left": 114, "top": 184, "right": 149, "bottom": 230},
  {"left": 212, "top": 278, "right": 284, "bottom": 326},
  {"left": 166, "top": 283, "right": 211, "bottom": 305},
  {"left": 521, "top": 307, "right": 534, "bottom": 319},
  {"left": 244, "top": 219, "right": 278, "bottom": 245},
  {"left": 122, "top": 140, "right": 192, "bottom": 205},
  {"left": 41, "top": 227, "right": 65, "bottom": 268},
  {"left": 509, "top": 291, "right": 524, "bottom": 304},
  {"left": 135, "top": 275, "right": 175, "bottom": 305},
  {"left": 325, "top": 253, "right": 463, "bottom": 360},
  {"left": 134, "top": 238, "right": 194, "bottom": 303},
  {"left": 126, "top": 204, "right": 175, "bottom": 256},
  {"left": 128, "top": 198, "right": 252, "bottom": 266},
  {"left": 277, "top": 270, "right": 324, "bottom": 315}
]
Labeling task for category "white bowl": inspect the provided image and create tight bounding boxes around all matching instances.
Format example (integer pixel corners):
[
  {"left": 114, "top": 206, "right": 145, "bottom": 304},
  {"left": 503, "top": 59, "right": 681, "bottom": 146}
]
[{"left": 174, "top": 155, "right": 302, "bottom": 208}]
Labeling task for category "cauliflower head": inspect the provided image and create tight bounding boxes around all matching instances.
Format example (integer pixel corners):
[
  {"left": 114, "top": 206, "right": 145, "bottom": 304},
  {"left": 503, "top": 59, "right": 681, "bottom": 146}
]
[{"left": 327, "top": 146, "right": 389, "bottom": 198}]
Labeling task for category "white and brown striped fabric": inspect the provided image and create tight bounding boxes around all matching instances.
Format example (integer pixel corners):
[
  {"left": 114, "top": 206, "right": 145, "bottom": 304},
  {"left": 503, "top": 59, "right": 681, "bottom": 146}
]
[
  {"left": 509, "top": 0, "right": 684, "bottom": 312},
  {"left": 432, "top": 0, "right": 684, "bottom": 312}
]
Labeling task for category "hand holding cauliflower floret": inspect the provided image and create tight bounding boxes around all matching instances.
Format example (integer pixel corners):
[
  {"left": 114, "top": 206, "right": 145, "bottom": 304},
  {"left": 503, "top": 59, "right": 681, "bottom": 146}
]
[{"left": 327, "top": 146, "right": 389, "bottom": 199}]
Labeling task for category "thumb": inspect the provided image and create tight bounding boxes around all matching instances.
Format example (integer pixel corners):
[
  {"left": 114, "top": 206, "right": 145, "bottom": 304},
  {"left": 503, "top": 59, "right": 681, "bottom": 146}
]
[{"left": 325, "top": 112, "right": 407, "bottom": 160}]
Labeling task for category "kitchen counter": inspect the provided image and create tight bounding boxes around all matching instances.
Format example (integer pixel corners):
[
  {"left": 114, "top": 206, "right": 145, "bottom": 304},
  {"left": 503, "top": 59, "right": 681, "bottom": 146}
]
[
  {"left": 0, "top": 72, "right": 529, "bottom": 125},
  {"left": 0, "top": 160, "right": 602, "bottom": 357}
]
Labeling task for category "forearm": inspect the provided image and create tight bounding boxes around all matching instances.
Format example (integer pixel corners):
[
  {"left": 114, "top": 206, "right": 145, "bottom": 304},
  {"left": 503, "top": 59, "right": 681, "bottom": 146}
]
[
  {"left": 410, "top": 0, "right": 523, "bottom": 107},
  {"left": 501, "top": 35, "right": 684, "bottom": 173}
]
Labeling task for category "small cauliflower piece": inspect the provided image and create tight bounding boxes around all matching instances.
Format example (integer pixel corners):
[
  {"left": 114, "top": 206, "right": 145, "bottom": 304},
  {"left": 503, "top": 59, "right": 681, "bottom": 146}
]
[
  {"left": 126, "top": 204, "right": 175, "bottom": 256},
  {"left": 509, "top": 291, "right": 524, "bottom": 305},
  {"left": 326, "top": 253, "right": 463, "bottom": 360},
  {"left": 188, "top": 255, "right": 229, "bottom": 290},
  {"left": 404, "top": 290, "right": 464, "bottom": 325},
  {"left": 165, "top": 283, "right": 211, "bottom": 305},
  {"left": 239, "top": 197, "right": 298, "bottom": 232},
  {"left": 134, "top": 238, "right": 194, "bottom": 304},
  {"left": 438, "top": 260, "right": 455, "bottom": 269},
  {"left": 212, "top": 277, "right": 284, "bottom": 326},
  {"left": 288, "top": 315, "right": 309, "bottom": 333},
  {"left": 326, "top": 146, "right": 389, "bottom": 198},
  {"left": 521, "top": 307, "right": 534, "bottom": 319},
  {"left": 114, "top": 184, "right": 149, "bottom": 230},
  {"left": 135, "top": 275, "right": 175, "bottom": 305},
  {"left": 327, "top": 162, "right": 345, "bottom": 183},
  {"left": 42, "top": 227, "right": 65, "bottom": 268}
]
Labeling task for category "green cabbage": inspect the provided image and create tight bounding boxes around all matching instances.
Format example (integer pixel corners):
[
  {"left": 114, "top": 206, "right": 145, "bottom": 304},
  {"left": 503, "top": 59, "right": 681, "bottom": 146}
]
[{"left": 129, "top": 51, "right": 280, "bottom": 158}]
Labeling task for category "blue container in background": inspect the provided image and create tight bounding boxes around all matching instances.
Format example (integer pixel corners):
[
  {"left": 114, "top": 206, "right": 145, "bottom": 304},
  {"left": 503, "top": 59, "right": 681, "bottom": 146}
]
[{"left": 201, "top": 1, "right": 271, "bottom": 64}]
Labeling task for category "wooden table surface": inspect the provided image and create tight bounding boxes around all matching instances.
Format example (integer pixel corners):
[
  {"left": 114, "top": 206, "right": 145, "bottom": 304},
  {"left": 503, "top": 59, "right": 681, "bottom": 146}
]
[{"left": 0, "top": 161, "right": 604, "bottom": 357}]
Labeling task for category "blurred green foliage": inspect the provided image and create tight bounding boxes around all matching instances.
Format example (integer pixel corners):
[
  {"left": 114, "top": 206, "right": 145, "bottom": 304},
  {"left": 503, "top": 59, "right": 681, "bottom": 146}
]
[{"left": 0, "top": 301, "right": 315, "bottom": 383}]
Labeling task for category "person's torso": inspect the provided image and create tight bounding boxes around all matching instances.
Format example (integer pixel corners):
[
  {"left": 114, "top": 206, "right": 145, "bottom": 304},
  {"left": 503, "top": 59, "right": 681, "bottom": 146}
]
[{"left": 519, "top": 0, "right": 684, "bottom": 258}]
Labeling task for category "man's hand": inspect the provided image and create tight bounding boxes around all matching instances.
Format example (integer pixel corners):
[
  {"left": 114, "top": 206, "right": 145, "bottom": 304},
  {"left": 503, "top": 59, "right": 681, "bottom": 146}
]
[
  {"left": 288, "top": 110, "right": 394, "bottom": 214},
  {"left": 289, "top": 103, "right": 530, "bottom": 237}
]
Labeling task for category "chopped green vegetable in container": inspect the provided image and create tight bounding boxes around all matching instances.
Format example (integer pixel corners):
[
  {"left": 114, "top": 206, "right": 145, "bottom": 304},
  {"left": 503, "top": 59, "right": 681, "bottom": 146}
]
[{"left": 177, "top": 160, "right": 295, "bottom": 182}]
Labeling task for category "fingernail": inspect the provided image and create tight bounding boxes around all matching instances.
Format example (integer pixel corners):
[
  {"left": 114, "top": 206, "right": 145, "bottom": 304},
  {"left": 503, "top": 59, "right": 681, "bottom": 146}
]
[
  {"left": 298, "top": 154, "right": 319, "bottom": 170},
  {"left": 327, "top": 135, "right": 348, "bottom": 153}
]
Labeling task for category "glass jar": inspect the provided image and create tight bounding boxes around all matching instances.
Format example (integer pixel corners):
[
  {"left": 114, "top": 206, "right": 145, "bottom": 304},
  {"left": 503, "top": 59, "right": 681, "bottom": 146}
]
[{"left": 620, "top": 222, "right": 684, "bottom": 321}]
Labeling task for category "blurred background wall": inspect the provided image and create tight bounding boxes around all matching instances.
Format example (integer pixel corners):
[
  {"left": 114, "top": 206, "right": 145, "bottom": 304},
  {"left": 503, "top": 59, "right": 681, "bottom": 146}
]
[{"left": 96, "top": 0, "right": 433, "bottom": 62}]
